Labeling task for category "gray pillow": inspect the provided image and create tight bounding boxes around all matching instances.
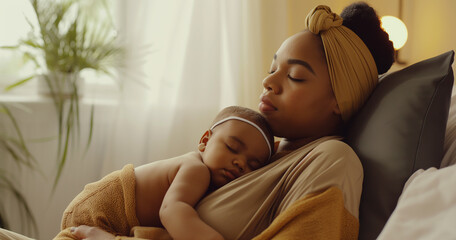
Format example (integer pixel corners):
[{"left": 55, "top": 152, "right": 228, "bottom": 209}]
[{"left": 345, "top": 50, "right": 455, "bottom": 240}]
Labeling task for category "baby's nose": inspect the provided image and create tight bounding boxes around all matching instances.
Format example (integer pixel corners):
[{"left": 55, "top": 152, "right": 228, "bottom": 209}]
[{"left": 233, "top": 158, "right": 250, "bottom": 175}]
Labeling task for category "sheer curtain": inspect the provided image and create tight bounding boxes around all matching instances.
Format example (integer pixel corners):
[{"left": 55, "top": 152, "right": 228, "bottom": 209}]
[
  {"left": 100, "top": 0, "right": 288, "bottom": 174},
  {"left": 0, "top": 1, "right": 290, "bottom": 238}
]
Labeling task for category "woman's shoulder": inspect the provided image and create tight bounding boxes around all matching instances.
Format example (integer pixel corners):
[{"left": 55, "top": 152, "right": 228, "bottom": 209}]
[
  {"left": 306, "top": 138, "right": 363, "bottom": 217},
  {"left": 313, "top": 138, "right": 357, "bottom": 158},
  {"left": 309, "top": 138, "right": 362, "bottom": 172}
]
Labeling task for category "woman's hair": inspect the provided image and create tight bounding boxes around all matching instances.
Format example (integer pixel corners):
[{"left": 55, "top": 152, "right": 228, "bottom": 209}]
[{"left": 340, "top": 2, "right": 395, "bottom": 74}]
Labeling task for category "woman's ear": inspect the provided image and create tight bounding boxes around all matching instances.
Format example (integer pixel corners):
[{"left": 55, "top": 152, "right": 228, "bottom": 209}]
[{"left": 198, "top": 130, "right": 212, "bottom": 152}]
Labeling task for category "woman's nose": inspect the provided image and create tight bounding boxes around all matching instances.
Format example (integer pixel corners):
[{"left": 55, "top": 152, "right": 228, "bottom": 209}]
[{"left": 262, "top": 73, "right": 280, "bottom": 94}]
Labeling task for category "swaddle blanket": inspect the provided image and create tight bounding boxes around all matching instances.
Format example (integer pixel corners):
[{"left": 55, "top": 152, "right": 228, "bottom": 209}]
[{"left": 54, "top": 164, "right": 139, "bottom": 240}]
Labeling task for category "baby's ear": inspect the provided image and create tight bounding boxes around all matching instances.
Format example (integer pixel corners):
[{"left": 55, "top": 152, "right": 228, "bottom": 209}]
[{"left": 198, "top": 130, "right": 212, "bottom": 152}]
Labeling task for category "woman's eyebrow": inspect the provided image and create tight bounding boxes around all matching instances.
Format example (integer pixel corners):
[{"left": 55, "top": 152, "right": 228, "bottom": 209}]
[
  {"left": 273, "top": 54, "right": 316, "bottom": 76},
  {"left": 287, "top": 59, "right": 316, "bottom": 75}
]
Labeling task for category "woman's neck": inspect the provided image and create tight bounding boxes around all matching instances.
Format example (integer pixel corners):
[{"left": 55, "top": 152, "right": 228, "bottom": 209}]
[
  {"left": 275, "top": 122, "right": 344, "bottom": 153},
  {"left": 276, "top": 136, "right": 318, "bottom": 153}
]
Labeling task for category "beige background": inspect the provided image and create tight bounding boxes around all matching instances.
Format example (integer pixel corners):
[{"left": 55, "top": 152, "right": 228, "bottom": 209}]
[
  {"left": 238, "top": 0, "right": 456, "bottom": 109},
  {"left": 267, "top": 0, "right": 456, "bottom": 72}
]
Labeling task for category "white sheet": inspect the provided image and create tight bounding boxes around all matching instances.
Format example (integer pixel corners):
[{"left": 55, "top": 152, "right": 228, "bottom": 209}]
[
  {"left": 377, "top": 164, "right": 456, "bottom": 240},
  {"left": 441, "top": 91, "right": 456, "bottom": 168}
]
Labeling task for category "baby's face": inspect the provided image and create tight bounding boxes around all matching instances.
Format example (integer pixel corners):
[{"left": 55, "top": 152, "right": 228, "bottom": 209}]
[{"left": 201, "top": 120, "right": 270, "bottom": 188}]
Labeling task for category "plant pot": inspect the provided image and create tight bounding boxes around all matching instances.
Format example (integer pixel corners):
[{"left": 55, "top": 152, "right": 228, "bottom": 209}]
[{"left": 38, "top": 72, "right": 85, "bottom": 98}]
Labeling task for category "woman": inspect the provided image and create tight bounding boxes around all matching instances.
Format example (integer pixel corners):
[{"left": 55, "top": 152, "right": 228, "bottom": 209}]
[{"left": 71, "top": 2, "right": 394, "bottom": 240}]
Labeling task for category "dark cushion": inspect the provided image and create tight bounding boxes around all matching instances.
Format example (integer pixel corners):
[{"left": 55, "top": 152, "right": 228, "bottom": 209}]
[{"left": 345, "top": 50, "right": 455, "bottom": 240}]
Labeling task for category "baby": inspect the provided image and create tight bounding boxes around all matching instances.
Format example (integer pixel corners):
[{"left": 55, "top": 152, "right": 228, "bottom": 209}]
[{"left": 55, "top": 106, "right": 274, "bottom": 240}]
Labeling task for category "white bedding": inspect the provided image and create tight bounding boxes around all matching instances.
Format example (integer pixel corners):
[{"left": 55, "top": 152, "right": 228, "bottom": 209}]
[
  {"left": 377, "top": 164, "right": 456, "bottom": 240},
  {"left": 441, "top": 92, "right": 456, "bottom": 168}
]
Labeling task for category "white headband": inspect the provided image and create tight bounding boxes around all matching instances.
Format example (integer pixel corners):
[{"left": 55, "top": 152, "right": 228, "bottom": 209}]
[{"left": 210, "top": 116, "right": 272, "bottom": 157}]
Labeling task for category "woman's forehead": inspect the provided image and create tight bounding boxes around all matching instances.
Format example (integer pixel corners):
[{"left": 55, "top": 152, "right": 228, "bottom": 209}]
[{"left": 276, "top": 31, "right": 325, "bottom": 62}]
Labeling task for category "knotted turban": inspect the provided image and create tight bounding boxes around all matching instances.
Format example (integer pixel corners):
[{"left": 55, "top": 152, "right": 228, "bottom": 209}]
[{"left": 305, "top": 5, "right": 378, "bottom": 122}]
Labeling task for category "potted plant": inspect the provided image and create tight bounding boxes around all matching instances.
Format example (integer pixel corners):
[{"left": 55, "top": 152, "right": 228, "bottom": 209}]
[{"left": 2, "top": 0, "right": 123, "bottom": 189}]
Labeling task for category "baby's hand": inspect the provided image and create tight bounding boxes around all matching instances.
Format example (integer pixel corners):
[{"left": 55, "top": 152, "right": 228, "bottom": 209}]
[{"left": 71, "top": 225, "right": 115, "bottom": 240}]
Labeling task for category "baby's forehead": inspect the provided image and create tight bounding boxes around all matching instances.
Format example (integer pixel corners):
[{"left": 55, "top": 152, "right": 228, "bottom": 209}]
[
  {"left": 214, "top": 119, "right": 271, "bottom": 157},
  {"left": 211, "top": 115, "right": 258, "bottom": 130}
]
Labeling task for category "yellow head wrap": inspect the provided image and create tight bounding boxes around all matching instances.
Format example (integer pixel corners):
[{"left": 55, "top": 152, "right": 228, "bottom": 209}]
[{"left": 305, "top": 5, "right": 378, "bottom": 122}]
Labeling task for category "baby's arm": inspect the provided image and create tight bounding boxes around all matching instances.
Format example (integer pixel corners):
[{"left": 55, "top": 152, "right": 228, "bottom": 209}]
[{"left": 159, "top": 161, "right": 224, "bottom": 240}]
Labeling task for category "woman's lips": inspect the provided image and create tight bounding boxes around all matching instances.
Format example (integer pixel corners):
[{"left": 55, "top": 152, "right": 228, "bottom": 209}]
[{"left": 259, "top": 96, "right": 277, "bottom": 113}]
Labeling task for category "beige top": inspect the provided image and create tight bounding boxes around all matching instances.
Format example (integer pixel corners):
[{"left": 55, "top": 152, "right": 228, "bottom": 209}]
[{"left": 195, "top": 136, "right": 363, "bottom": 240}]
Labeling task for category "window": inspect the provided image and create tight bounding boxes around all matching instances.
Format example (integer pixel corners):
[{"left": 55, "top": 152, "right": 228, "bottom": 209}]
[
  {"left": 0, "top": 0, "right": 38, "bottom": 97},
  {"left": 0, "top": 0, "right": 120, "bottom": 101}
]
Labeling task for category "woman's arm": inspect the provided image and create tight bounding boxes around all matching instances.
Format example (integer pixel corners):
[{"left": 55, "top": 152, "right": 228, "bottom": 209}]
[{"left": 160, "top": 162, "right": 224, "bottom": 240}]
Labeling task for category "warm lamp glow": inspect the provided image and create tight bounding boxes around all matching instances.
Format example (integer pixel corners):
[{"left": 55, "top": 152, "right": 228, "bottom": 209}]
[{"left": 381, "top": 16, "right": 408, "bottom": 50}]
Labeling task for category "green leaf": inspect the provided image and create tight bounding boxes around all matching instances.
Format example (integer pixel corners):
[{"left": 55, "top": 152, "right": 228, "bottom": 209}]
[
  {"left": 22, "top": 53, "right": 40, "bottom": 69},
  {"left": 0, "top": 104, "right": 38, "bottom": 169},
  {"left": 4, "top": 76, "right": 34, "bottom": 92},
  {"left": 0, "top": 45, "right": 20, "bottom": 50},
  {"left": 52, "top": 97, "right": 74, "bottom": 193},
  {"left": 82, "top": 104, "right": 95, "bottom": 159},
  {"left": 0, "top": 104, "right": 40, "bottom": 236},
  {"left": 0, "top": 172, "right": 38, "bottom": 235},
  {"left": 21, "top": 39, "right": 42, "bottom": 49}
]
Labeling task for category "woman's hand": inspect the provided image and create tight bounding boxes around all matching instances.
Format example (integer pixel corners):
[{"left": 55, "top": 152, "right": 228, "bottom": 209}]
[{"left": 71, "top": 225, "right": 115, "bottom": 240}]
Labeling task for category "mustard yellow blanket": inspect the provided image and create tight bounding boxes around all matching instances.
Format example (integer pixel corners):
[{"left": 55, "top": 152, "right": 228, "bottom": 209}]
[
  {"left": 54, "top": 164, "right": 139, "bottom": 240},
  {"left": 252, "top": 187, "right": 358, "bottom": 240}
]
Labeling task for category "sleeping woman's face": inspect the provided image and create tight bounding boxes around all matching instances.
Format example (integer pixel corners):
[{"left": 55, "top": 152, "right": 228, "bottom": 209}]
[{"left": 259, "top": 31, "right": 342, "bottom": 141}]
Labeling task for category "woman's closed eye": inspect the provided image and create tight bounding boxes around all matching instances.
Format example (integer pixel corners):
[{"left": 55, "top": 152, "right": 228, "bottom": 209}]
[
  {"left": 267, "top": 69, "right": 305, "bottom": 82},
  {"left": 288, "top": 74, "right": 305, "bottom": 82}
]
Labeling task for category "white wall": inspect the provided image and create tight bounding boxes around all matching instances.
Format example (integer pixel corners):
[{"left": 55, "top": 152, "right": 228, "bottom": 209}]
[{"left": 1, "top": 98, "right": 117, "bottom": 239}]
